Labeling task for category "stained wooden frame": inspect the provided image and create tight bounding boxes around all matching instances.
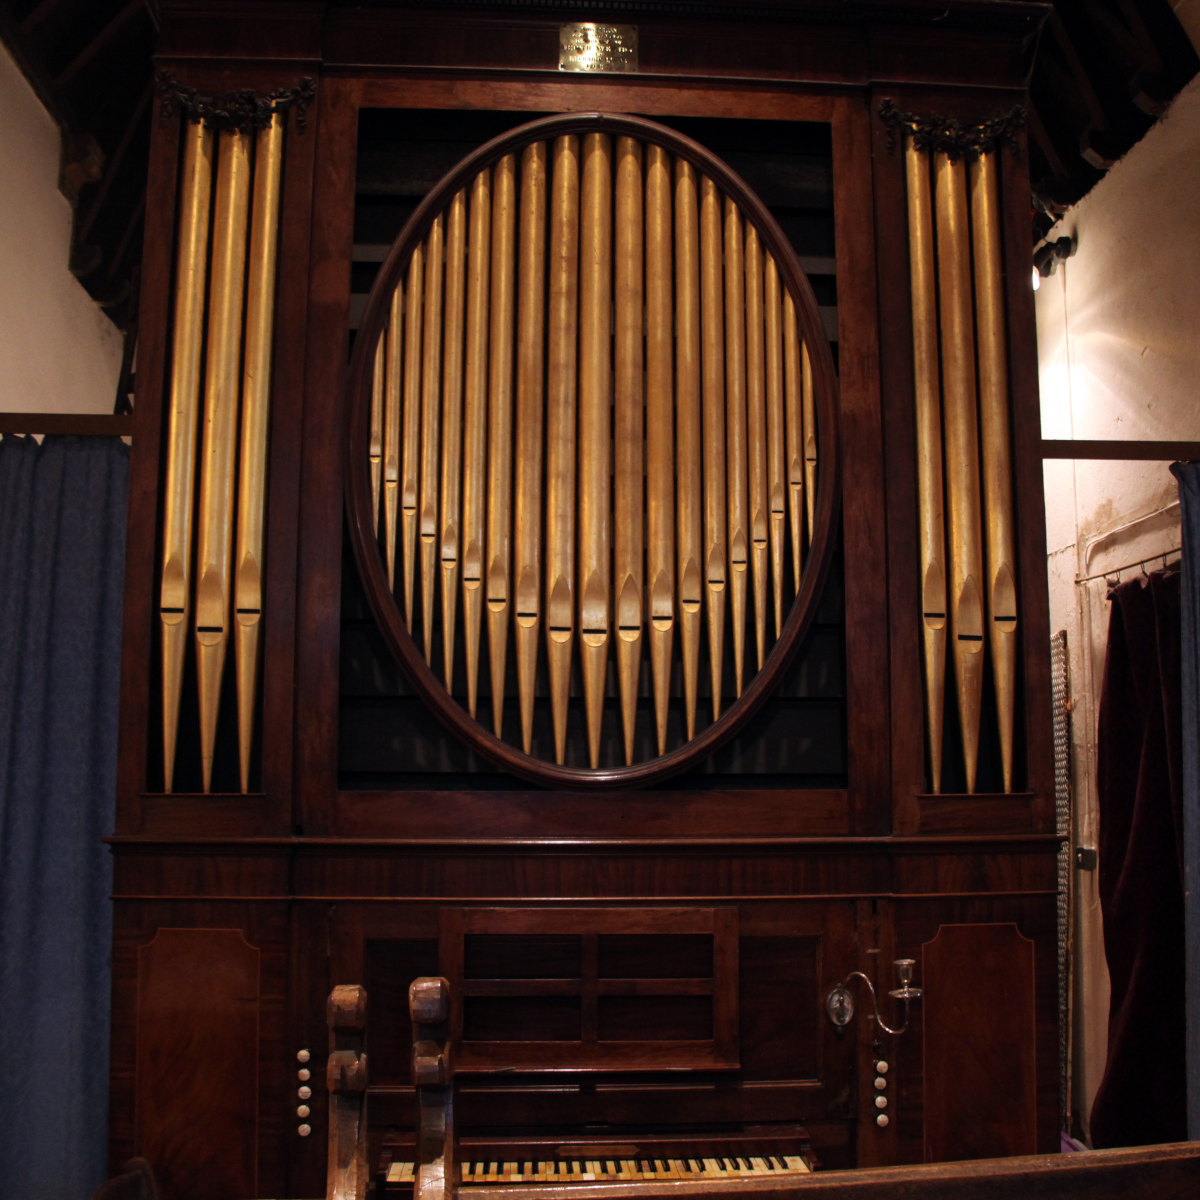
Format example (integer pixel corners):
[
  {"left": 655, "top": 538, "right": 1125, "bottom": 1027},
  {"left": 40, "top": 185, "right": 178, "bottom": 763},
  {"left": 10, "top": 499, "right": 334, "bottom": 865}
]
[
  {"left": 115, "top": 68, "right": 318, "bottom": 836},
  {"left": 439, "top": 907, "right": 739, "bottom": 1071},
  {"left": 344, "top": 110, "right": 841, "bottom": 790},
  {"left": 870, "top": 84, "right": 1054, "bottom": 838},
  {"left": 294, "top": 75, "right": 886, "bottom": 836}
]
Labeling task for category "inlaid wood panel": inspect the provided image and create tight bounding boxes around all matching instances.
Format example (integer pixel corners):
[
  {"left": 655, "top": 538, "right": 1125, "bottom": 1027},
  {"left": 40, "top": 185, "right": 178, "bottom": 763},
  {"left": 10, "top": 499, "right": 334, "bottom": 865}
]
[
  {"left": 135, "top": 928, "right": 261, "bottom": 1200},
  {"left": 922, "top": 923, "right": 1037, "bottom": 1163}
]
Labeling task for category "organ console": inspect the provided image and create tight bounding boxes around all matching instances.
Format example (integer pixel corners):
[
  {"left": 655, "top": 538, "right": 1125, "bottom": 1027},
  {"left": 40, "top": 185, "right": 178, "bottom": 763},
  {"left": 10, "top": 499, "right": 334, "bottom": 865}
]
[{"left": 111, "top": 5, "right": 1080, "bottom": 1199}]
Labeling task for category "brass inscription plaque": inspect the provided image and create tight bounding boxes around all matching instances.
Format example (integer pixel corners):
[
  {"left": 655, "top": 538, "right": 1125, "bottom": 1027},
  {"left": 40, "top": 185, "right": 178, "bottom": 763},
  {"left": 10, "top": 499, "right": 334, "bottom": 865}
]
[{"left": 559, "top": 23, "right": 638, "bottom": 73}]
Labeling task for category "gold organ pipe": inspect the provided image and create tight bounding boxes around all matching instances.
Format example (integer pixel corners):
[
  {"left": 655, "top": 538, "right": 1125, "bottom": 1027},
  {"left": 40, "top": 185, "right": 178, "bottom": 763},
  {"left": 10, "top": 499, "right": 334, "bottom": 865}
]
[
  {"left": 578, "top": 132, "right": 613, "bottom": 770},
  {"left": 461, "top": 169, "right": 492, "bottom": 719},
  {"left": 545, "top": 135, "right": 580, "bottom": 765},
  {"left": 934, "top": 151, "right": 986, "bottom": 793},
  {"left": 514, "top": 143, "right": 547, "bottom": 754},
  {"left": 486, "top": 154, "right": 517, "bottom": 738},
  {"left": 160, "top": 118, "right": 213, "bottom": 793},
  {"left": 369, "top": 338, "right": 384, "bottom": 534},
  {"left": 614, "top": 136, "right": 644, "bottom": 767},
  {"left": 744, "top": 221, "right": 769, "bottom": 671},
  {"left": 195, "top": 128, "right": 252, "bottom": 793},
  {"left": 764, "top": 253, "right": 786, "bottom": 639},
  {"left": 723, "top": 197, "right": 749, "bottom": 698},
  {"left": 383, "top": 288, "right": 402, "bottom": 589},
  {"left": 401, "top": 247, "right": 424, "bottom": 630},
  {"left": 440, "top": 189, "right": 468, "bottom": 690},
  {"left": 419, "top": 216, "right": 446, "bottom": 666},
  {"left": 904, "top": 136, "right": 948, "bottom": 794},
  {"left": 646, "top": 145, "right": 675, "bottom": 755},
  {"left": 783, "top": 293, "right": 803, "bottom": 594},
  {"left": 700, "top": 176, "right": 727, "bottom": 722},
  {"left": 674, "top": 159, "right": 703, "bottom": 742},
  {"left": 802, "top": 339, "right": 816, "bottom": 543},
  {"left": 234, "top": 111, "right": 283, "bottom": 794},
  {"left": 971, "top": 150, "right": 1018, "bottom": 793}
]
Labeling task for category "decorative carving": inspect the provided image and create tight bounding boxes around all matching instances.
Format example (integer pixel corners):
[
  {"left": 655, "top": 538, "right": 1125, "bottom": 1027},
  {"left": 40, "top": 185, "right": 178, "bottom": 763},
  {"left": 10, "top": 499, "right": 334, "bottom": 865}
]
[
  {"left": 155, "top": 72, "right": 316, "bottom": 132},
  {"left": 878, "top": 98, "right": 1025, "bottom": 160}
]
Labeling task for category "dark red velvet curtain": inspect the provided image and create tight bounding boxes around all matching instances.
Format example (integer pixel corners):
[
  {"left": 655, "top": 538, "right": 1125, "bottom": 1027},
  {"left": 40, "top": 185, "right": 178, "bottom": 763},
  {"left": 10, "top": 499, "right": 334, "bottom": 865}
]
[{"left": 1090, "top": 568, "right": 1186, "bottom": 1147}]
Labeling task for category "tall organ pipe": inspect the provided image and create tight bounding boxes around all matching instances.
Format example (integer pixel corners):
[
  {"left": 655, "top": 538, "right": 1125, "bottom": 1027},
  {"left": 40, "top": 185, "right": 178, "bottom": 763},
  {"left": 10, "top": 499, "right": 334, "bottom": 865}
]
[
  {"left": 160, "top": 119, "right": 213, "bottom": 792},
  {"left": 195, "top": 128, "right": 251, "bottom": 794},
  {"left": 971, "top": 150, "right": 1018, "bottom": 793},
  {"left": 764, "top": 254, "right": 786, "bottom": 639},
  {"left": 723, "top": 198, "right": 749, "bottom": 698},
  {"left": 545, "top": 135, "right": 580, "bottom": 765},
  {"left": 462, "top": 169, "right": 492, "bottom": 719},
  {"left": 486, "top": 155, "right": 516, "bottom": 738},
  {"left": 383, "top": 290, "right": 402, "bottom": 589},
  {"left": 905, "top": 136, "right": 948, "bottom": 794},
  {"left": 646, "top": 146, "right": 676, "bottom": 755},
  {"left": 613, "top": 136, "right": 644, "bottom": 766},
  {"left": 234, "top": 111, "right": 284, "bottom": 794},
  {"left": 400, "top": 248, "right": 424, "bottom": 630},
  {"left": 419, "top": 217, "right": 446, "bottom": 666},
  {"left": 674, "top": 160, "right": 703, "bottom": 742},
  {"left": 699, "top": 176, "right": 727, "bottom": 722},
  {"left": 578, "top": 132, "right": 613, "bottom": 770},
  {"left": 440, "top": 189, "right": 468, "bottom": 691},
  {"left": 934, "top": 151, "right": 986, "bottom": 793},
  {"left": 514, "top": 143, "right": 547, "bottom": 755},
  {"left": 744, "top": 222, "right": 769, "bottom": 671}
]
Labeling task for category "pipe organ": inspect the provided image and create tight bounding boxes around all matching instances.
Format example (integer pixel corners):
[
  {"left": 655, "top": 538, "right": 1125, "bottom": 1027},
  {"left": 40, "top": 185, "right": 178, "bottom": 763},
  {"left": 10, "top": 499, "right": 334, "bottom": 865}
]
[{"left": 111, "top": 6, "right": 1061, "bottom": 1200}]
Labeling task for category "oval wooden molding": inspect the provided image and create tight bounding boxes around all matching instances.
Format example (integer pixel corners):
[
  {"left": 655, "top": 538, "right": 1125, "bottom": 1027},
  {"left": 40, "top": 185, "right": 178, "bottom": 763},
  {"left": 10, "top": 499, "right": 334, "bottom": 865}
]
[{"left": 345, "top": 112, "right": 841, "bottom": 789}]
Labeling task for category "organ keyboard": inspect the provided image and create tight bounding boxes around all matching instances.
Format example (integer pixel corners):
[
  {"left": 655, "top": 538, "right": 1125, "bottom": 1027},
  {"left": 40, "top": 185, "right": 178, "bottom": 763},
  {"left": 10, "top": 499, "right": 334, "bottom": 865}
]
[{"left": 378, "top": 1128, "right": 814, "bottom": 1195}]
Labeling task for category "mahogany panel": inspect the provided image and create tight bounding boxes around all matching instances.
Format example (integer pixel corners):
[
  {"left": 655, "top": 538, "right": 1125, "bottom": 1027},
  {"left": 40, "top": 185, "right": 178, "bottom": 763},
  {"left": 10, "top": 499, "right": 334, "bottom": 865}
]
[
  {"left": 112, "top": 846, "right": 290, "bottom": 897},
  {"left": 866, "top": 25, "right": 1033, "bottom": 89},
  {"left": 157, "top": 1, "right": 324, "bottom": 61},
  {"left": 922, "top": 923, "right": 1036, "bottom": 1163},
  {"left": 870, "top": 87, "right": 926, "bottom": 833},
  {"left": 356, "top": 77, "right": 840, "bottom": 125},
  {"left": 288, "top": 902, "right": 332, "bottom": 1200},
  {"left": 261, "top": 78, "right": 322, "bottom": 825},
  {"left": 294, "top": 75, "right": 361, "bottom": 834},
  {"left": 332, "top": 788, "right": 850, "bottom": 840},
  {"left": 893, "top": 848, "right": 1058, "bottom": 895},
  {"left": 134, "top": 796, "right": 281, "bottom": 839},
  {"left": 291, "top": 846, "right": 894, "bottom": 900},
  {"left": 915, "top": 794, "right": 1036, "bottom": 835},
  {"left": 110, "top": 903, "right": 290, "bottom": 1193},
  {"left": 323, "top": 11, "right": 868, "bottom": 84},
  {"left": 829, "top": 93, "right": 889, "bottom": 835},
  {"left": 135, "top": 928, "right": 261, "bottom": 1200},
  {"left": 1001, "top": 128, "right": 1055, "bottom": 834},
  {"left": 894, "top": 896, "right": 1059, "bottom": 1163}
]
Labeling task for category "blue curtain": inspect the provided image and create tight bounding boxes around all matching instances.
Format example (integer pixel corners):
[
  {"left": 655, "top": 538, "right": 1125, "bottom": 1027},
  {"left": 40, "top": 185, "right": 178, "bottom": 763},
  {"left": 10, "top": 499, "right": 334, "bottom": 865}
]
[
  {"left": 1174, "top": 460, "right": 1200, "bottom": 1140},
  {"left": 0, "top": 435, "right": 129, "bottom": 1199}
]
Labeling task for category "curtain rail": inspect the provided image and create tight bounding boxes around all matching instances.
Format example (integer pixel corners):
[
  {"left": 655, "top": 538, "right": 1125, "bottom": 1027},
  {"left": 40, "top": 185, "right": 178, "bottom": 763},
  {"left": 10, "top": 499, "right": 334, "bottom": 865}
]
[
  {"left": 0, "top": 413, "right": 133, "bottom": 436},
  {"left": 1075, "top": 547, "right": 1181, "bottom": 585}
]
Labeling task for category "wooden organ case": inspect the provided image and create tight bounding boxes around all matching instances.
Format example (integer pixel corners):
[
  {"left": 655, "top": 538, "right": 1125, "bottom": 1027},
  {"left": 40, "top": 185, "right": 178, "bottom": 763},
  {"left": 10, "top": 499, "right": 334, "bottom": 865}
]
[{"left": 109, "top": 4, "right": 1060, "bottom": 1199}]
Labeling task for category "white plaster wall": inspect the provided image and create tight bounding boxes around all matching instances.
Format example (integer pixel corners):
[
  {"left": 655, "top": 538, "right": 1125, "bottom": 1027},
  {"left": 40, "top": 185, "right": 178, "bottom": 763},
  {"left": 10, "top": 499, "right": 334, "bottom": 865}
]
[
  {"left": 1037, "top": 71, "right": 1200, "bottom": 1142},
  {"left": 0, "top": 42, "right": 123, "bottom": 414}
]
